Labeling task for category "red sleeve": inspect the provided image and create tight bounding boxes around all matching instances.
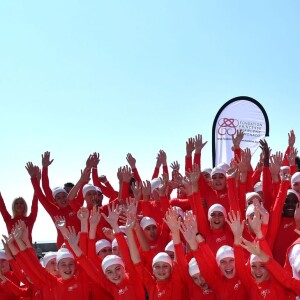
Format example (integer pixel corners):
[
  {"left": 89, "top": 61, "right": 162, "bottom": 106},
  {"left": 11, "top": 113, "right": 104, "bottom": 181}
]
[
  {"left": 42, "top": 166, "right": 55, "bottom": 203},
  {"left": 227, "top": 177, "right": 240, "bottom": 213},
  {"left": 132, "top": 167, "right": 142, "bottom": 184},
  {"left": 159, "top": 195, "right": 170, "bottom": 218},
  {"left": 8, "top": 258, "right": 28, "bottom": 285},
  {"left": 27, "top": 193, "right": 38, "bottom": 228},
  {"left": 162, "top": 165, "right": 169, "bottom": 178},
  {"left": 185, "top": 156, "right": 192, "bottom": 173},
  {"left": 0, "top": 278, "right": 31, "bottom": 298},
  {"left": 120, "top": 181, "right": 129, "bottom": 201},
  {"left": 0, "top": 193, "right": 11, "bottom": 224},
  {"left": 262, "top": 166, "right": 273, "bottom": 211},
  {"left": 152, "top": 166, "right": 159, "bottom": 180},
  {"left": 251, "top": 169, "right": 261, "bottom": 186},
  {"left": 282, "top": 146, "right": 291, "bottom": 166},
  {"left": 266, "top": 180, "right": 290, "bottom": 249},
  {"left": 191, "top": 191, "right": 209, "bottom": 238},
  {"left": 238, "top": 181, "right": 247, "bottom": 215}
]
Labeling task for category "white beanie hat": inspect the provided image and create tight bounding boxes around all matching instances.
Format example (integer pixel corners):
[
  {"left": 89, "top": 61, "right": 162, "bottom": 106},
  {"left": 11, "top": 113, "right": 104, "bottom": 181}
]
[
  {"left": 56, "top": 248, "right": 74, "bottom": 264},
  {"left": 188, "top": 257, "right": 200, "bottom": 276},
  {"left": 211, "top": 166, "right": 227, "bottom": 177},
  {"left": 293, "top": 255, "right": 300, "bottom": 273},
  {"left": 101, "top": 255, "right": 125, "bottom": 272},
  {"left": 280, "top": 166, "right": 290, "bottom": 175},
  {"left": 245, "top": 204, "right": 255, "bottom": 218},
  {"left": 291, "top": 172, "right": 300, "bottom": 185},
  {"left": 82, "top": 184, "right": 97, "bottom": 198},
  {"left": 250, "top": 254, "right": 263, "bottom": 264},
  {"left": 245, "top": 192, "right": 262, "bottom": 204},
  {"left": 140, "top": 216, "right": 157, "bottom": 230},
  {"left": 52, "top": 187, "right": 67, "bottom": 198},
  {"left": 95, "top": 186, "right": 102, "bottom": 193},
  {"left": 216, "top": 245, "right": 234, "bottom": 265},
  {"left": 150, "top": 178, "right": 162, "bottom": 192},
  {"left": 0, "top": 250, "right": 7, "bottom": 260},
  {"left": 41, "top": 251, "right": 57, "bottom": 268},
  {"left": 152, "top": 252, "right": 173, "bottom": 267},
  {"left": 202, "top": 168, "right": 212, "bottom": 175},
  {"left": 208, "top": 204, "right": 226, "bottom": 220},
  {"left": 164, "top": 240, "right": 175, "bottom": 253},
  {"left": 217, "top": 162, "right": 230, "bottom": 172},
  {"left": 112, "top": 236, "right": 128, "bottom": 249},
  {"left": 95, "top": 239, "right": 112, "bottom": 254},
  {"left": 287, "top": 189, "right": 300, "bottom": 201},
  {"left": 253, "top": 182, "right": 263, "bottom": 193}
]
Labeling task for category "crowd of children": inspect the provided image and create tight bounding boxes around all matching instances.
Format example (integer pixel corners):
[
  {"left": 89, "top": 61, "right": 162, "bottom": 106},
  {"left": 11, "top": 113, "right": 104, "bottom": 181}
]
[{"left": 1, "top": 130, "right": 300, "bottom": 299}]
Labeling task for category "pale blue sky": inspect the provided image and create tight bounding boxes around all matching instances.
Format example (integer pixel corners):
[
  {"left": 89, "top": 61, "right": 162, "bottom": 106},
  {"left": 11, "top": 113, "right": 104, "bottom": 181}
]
[{"left": 1, "top": 1, "right": 300, "bottom": 241}]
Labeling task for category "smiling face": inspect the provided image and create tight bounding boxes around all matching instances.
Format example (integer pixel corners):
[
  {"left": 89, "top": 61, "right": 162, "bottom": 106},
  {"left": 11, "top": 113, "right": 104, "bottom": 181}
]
[
  {"left": 143, "top": 224, "right": 158, "bottom": 241},
  {"left": 45, "top": 258, "right": 59, "bottom": 277},
  {"left": 283, "top": 193, "right": 298, "bottom": 217},
  {"left": 152, "top": 262, "right": 172, "bottom": 281},
  {"left": 13, "top": 197, "right": 27, "bottom": 217},
  {"left": 97, "top": 246, "right": 113, "bottom": 259},
  {"left": 209, "top": 211, "right": 225, "bottom": 230},
  {"left": 55, "top": 192, "right": 68, "bottom": 209},
  {"left": 251, "top": 261, "right": 269, "bottom": 283},
  {"left": 191, "top": 272, "right": 209, "bottom": 290},
  {"left": 57, "top": 258, "right": 76, "bottom": 280},
  {"left": 211, "top": 173, "right": 226, "bottom": 191},
  {"left": 105, "top": 264, "right": 125, "bottom": 285},
  {"left": 219, "top": 257, "right": 235, "bottom": 279}
]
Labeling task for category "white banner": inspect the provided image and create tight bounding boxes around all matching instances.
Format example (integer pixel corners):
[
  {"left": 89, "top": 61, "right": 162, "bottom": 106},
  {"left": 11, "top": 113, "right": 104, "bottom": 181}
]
[{"left": 212, "top": 97, "right": 269, "bottom": 166}]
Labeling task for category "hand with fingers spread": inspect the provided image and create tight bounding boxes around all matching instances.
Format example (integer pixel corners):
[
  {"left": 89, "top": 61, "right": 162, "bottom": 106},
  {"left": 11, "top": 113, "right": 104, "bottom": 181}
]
[
  {"left": 164, "top": 207, "right": 181, "bottom": 233},
  {"left": 126, "top": 153, "right": 136, "bottom": 169},
  {"left": 102, "top": 227, "right": 114, "bottom": 241},
  {"left": 287, "top": 147, "right": 298, "bottom": 166},
  {"left": 270, "top": 152, "right": 283, "bottom": 180},
  {"left": 240, "top": 238, "right": 269, "bottom": 262},
  {"left": 259, "top": 139, "right": 271, "bottom": 167},
  {"left": 42, "top": 151, "right": 54, "bottom": 168},
  {"left": 101, "top": 202, "right": 121, "bottom": 232},
  {"left": 252, "top": 198, "right": 269, "bottom": 225},
  {"left": 86, "top": 152, "right": 100, "bottom": 169},
  {"left": 186, "top": 164, "right": 200, "bottom": 193},
  {"left": 121, "top": 165, "right": 132, "bottom": 183},
  {"left": 186, "top": 137, "right": 195, "bottom": 157},
  {"left": 142, "top": 180, "right": 151, "bottom": 201},
  {"left": 54, "top": 215, "right": 69, "bottom": 238},
  {"left": 25, "top": 162, "right": 39, "bottom": 178},
  {"left": 180, "top": 214, "right": 198, "bottom": 250},
  {"left": 181, "top": 176, "right": 192, "bottom": 197},
  {"left": 131, "top": 182, "right": 142, "bottom": 202},
  {"left": 288, "top": 130, "right": 296, "bottom": 149},
  {"left": 226, "top": 210, "right": 244, "bottom": 245},
  {"left": 246, "top": 205, "right": 263, "bottom": 239},
  {"left": 231, "top": 130, "right": 244, "bottom": 150},
  {"left": 158, "top": 174, "right": 169, "bottom": 197},
  {"left": 194, "top": 134, "right": 207, "bottom": 153},
  {"left": 77, "top": 207, "right": 89, "bottom": 222},
  {"left": 159, "top": 150, "right": 167, "bottom": 166},
  {"left": 170, "top": 161, "right": 180, "bottom": 172}
]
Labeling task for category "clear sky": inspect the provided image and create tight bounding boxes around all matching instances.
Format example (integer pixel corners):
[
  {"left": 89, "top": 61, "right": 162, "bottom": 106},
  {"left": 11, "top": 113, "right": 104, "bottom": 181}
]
[{"left": 1, "top": 1, "right": 300, "bottom": 242}]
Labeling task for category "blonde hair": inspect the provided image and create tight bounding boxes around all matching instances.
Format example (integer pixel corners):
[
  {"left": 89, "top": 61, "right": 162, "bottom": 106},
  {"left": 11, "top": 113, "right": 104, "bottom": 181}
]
[{"left": 12, "top": 197, "right": 28, "bottom": 217}]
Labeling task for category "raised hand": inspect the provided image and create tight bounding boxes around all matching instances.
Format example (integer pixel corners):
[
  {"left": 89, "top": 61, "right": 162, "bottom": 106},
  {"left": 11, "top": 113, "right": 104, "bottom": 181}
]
[
  {"left": 186, "top": 137, "right": 195, "bottom": 156},
  {"left": 89, "top": 206, "right": 101, "bottom": 226},
  {"left": 194, "top": 134, "right": 207, "bottom": 153},
  {"left": 231, "top": 130, "right": 244, "bottom": 150},
  {"left": 226, "top": 210, "right": 244, "bottom": 244},
  {"left": 240, "top": 238, "right": 269, "bottom": 262},
  {"left": 121, "top": 165, "right": 132, "bottom": 183},
  {"left": 288, "top": 130, "right": 296, "bottom": 148},
  {"left": 42, "top": 151, "right": 54, "bottom": 167},
  {"left": 142, "top": 180, "right": 151, "bottom": 201},
  {"left": 86, "top": 152, "right": 100, "bottom": 169},
  {"left": 170, "top": 161, "right": 180, "bottom": 172},
  {"left": 159, "top": 150, "right": 167, "bottom": 166},
  {"left": 158, "top": 174, "right": 169, "bottom": 197},
  {"left": 77, "top": 207, "right": 89, "bottom": 221},
  {"left": 287, "top": 147, "right": 298, "bottom": 166},
  {"left": 164, "top": 207, "right": 181, "bottom": 232},
  {"left": 131, "top": 182, "right": 142, "bottom": 202},
  {"left": 126, "top": 153, "right": 136, "bottom": 169},
  {"left": 25, "top": 162, "right": 39, "bottom": 178},
  {"left": 101, "top": 202, "right": 121, "bottom": 230},
  {"left": 54, "top": 216, "right": 66, "bottom": 229}
]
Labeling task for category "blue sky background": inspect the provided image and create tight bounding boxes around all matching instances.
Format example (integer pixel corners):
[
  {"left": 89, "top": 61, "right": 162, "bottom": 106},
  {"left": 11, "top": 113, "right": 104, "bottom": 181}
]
[{"left": 1, "top": 1, "right": 300, "bottom": 242}]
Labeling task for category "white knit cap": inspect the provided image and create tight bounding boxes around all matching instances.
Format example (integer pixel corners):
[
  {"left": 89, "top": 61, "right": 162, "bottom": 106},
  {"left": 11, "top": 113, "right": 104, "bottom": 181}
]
[
  {"left": 41, "top": 251, "right": 57, "bottom": 268},
  {"left": 280, "top": 166, "right": 290, "bottom": 175},
  {"left": 245, "top": 204, "right": 255, "bottom": 218},
  {"left": 101, "top": 255, "right": 125, "bottom": 272},
  {"left": 150, "top": 178, "right": 162, "bottom": 192},
  {"left": 293, "top": 255, "right": 300, "bottom": 273},
  {"left": 56, "top": 248, "right": 74, "bottom": 264},
  {"left": 0, "top": 250, "right": 7, "bottom": 260},
  {"left": 152, "top": 252, "right": 173, "bottom": 267},
  {"left": 211, "top": 166, "right": 227, "bottom": 177},
  {"left": 140, "top": 216, "right": 157, "bottom": 230},
  {"left": 216, "top": 245, "right": 234, "bottom": 265},
  {"left": 188, "top": 257, "right": 200, "bottom": 276},
  {"left": 112, "top": 236, "right": 128, "bottom": 249},
  {"left": 95, "top": 239, "right": 112, "bottom": 254},
  {"left": 82, "top": 184, "right": 97, "bottom": 198},
  {"left": 217, "top": 162, "right": 230, "bottom": 172},
  {"left": 208, "top": 204, "right": 226, "bottom": 220},
  {"left": 52, "top": 187, "right": 67, "bottom": 198},
  {"left": 245, "top": 192, "right": 262, "bottom": 204},
  {"left": 164, "top": 240, "right": 175, "bottom": 253},
  {"left": 95, "top": 186, "right": 102, "bottom": 193},
  {"left": 250, "top": 254, "right": 263, "bottom": 264},
  {"left": 253, "top": 182, "right": 263, "bottom": 193},
  {"left": 202, "top": 168, "right": 212, "bottom": 175},
  {"left": 287, "top": 189, "right": 300, "bottom": 201},
  {"left": 291, "top": 172, "right": 300, "bottom": 185},
  {"left": 289, "top": 244, "right": 300, "bottom": 266}
]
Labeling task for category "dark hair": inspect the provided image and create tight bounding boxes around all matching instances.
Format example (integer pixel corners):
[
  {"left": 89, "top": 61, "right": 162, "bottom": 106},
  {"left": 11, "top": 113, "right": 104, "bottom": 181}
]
[{"left": 64, "top": 182, "right": 74, "bottom": 188}]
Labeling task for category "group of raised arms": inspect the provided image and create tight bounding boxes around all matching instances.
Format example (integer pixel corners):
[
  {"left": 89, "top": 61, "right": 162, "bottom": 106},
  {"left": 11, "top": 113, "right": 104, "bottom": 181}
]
[{"left": 1, "top": 130, "right": 300, "bottom": 299}]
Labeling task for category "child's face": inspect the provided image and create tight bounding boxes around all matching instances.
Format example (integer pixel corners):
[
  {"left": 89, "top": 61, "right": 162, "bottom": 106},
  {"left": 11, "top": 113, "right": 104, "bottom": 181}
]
[
  {"left": 143, "top": 225, "right": 158, "bottom": 241},
  {"left": 283, "top": 193, "right": 298, "bottom": 217},
  {"left": 152, "top": 262, "right": 172, "bottom": 281},
  {"left": 212, "top": 174, "right": 226, "bottom": 191},
  {"left": 14, "top": 198, "right": 27, "bottom": 216},
  {"left": 55, "top": 192, "right": 68, "bottom": 208},
  {"left": 251, "top": 262, "right": 269, "bottom": 283},
  {"left": 191, "top": 272, "right": 209, "bottom": 290},
  {"left": 293, "top": 182, "right": 300, "bottom": 194},
  {"left": 45, "top": 258, "right": 58, "bottom": 277},
  {"left": 209, "top": 211, "right": 225, "bottom": 230},
  {"left": 219, "top": 257, "right": 235, "bottom": 279},
  {"left": 85, "top": 190, "right": 98, "bottom": 207},
  {"left": 105, "top": 264, "right": 125, "bottom": 285},
  {"left": 97, "top": 247, "right": 112, "bottom": 259},
  {"left": 0, "top": 259, "right": 10, "bottom": 274},
  {"left": 57, "top": 258, "right": 76, "bottom": 280}
]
